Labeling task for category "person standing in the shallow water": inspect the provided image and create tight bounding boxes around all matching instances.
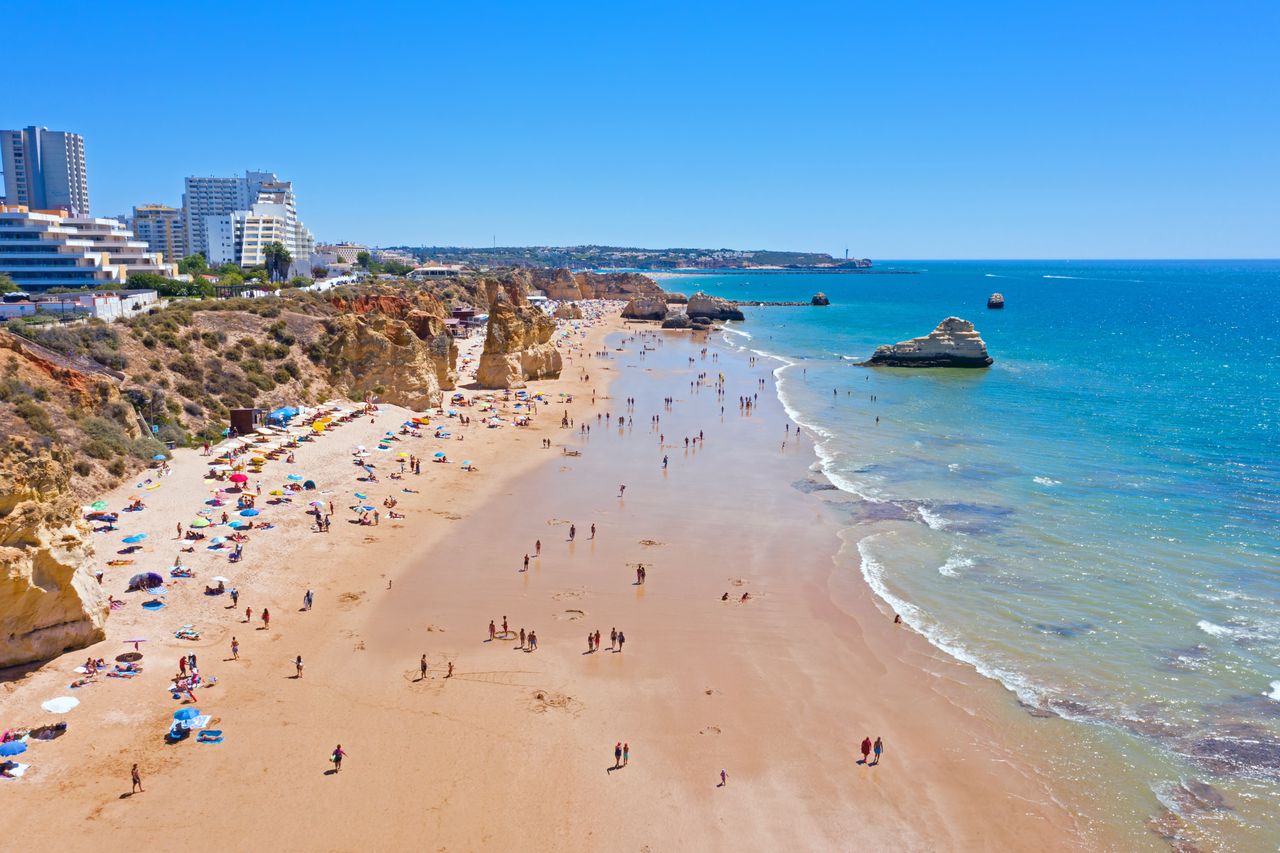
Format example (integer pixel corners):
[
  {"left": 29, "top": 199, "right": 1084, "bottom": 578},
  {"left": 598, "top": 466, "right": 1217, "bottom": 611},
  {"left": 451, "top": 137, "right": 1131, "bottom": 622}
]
[
  {"left": 860, "top": 736, "right": 872, "bottom": 765},
  {"left": 614, "top": 742, "right": 622, "bottom": 769},
  {"left": 569, "top": 524, "right": 576, "bottom": 541},
  {"left": 872, "top": 737, "right": 883, "bottom": 765}
]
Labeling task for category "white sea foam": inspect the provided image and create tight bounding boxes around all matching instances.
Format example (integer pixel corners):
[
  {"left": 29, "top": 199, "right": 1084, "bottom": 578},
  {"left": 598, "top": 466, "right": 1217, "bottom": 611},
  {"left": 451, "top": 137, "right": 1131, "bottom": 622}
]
[
  {"left": 1033, "top": 476, "right": 1062, "bottom": 486},
  {"left": 1197, "top": 620, "right": 1234, "bottom": 638},
  {"left": 856, "top": 536, "right": 1043, "bottom": 707},
  {"left": 917, "top": 504, "right": 951, "bottom": 529},
  {"left": 937, "top": 553, "right": 974, "bottom": 577},
  {"left": 1266, "top": 681, "right": 1280, "bottom": 702}
]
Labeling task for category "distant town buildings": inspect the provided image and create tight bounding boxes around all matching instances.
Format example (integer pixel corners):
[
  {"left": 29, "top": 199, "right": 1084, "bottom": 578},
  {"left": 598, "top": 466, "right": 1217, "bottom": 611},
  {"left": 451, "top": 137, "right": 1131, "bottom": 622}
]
[
  {"left": 131, "top": 204, "right": 185, "bottom": 263},
  {"left": 0, "top": 288, "right": 158, "bottom": 321},
  {"left": 317, "top": 242, "right": 368, "bottom": 263},
  {"left": 1, "top": 126, "right": 91, "bottom": 216},
  {"left": 373, "top": 248, "right": 417, "bottom": 267},
  {"left": 0, "top": 205, "right": 176, "bottom": 292}
]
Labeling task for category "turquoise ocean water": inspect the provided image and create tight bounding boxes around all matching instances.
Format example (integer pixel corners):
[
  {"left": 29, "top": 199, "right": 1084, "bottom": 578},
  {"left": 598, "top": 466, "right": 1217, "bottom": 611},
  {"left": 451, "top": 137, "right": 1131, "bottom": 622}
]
[{"left": 661, "top": 261, "right": 1280, "bottom": 849}]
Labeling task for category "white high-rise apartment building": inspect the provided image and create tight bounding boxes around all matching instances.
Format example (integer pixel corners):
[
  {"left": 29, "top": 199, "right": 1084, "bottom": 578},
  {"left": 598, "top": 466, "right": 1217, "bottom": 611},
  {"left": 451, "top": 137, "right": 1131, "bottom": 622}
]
[
  {"left": 1, "top": 126, "right": 91, "bottom": 215},
  {"left": 181, "top": 172, "right": 280, "bottom": 259}
]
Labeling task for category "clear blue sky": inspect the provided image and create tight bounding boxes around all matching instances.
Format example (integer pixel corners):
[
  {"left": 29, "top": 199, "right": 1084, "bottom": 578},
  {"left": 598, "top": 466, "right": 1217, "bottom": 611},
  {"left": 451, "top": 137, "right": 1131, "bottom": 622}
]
[{"left": 5, "top": 1, "right": 1277, "bottom": 258}]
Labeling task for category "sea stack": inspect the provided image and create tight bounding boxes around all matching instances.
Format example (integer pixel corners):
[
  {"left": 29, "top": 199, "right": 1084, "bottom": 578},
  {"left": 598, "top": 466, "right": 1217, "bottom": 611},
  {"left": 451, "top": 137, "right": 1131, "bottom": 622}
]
[
  {"left": 863, "top": 317, "right": 993, "bottom": 368},
  {"left": 811, "top": 292, "right": 830, "bottom": 306},
  {"left": 988, "top": 292, "right": 1005, "bottom": 309},
  {"left": 686, "top": 292, "right": 745, "bottom": 322}
]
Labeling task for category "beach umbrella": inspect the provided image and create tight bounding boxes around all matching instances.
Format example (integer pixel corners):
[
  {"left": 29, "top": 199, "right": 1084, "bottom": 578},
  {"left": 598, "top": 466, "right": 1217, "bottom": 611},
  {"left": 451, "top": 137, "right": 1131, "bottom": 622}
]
[
  {"left": 308, "top": 500, "right": 324, "bottom": 507},
  {"left": 359, "top": 505, "right": 375, "bottom": 512},
  {"left": 41, "top": 697, "right": 79, "bottom": 714},
  {"left": 211, "top": 576, "right": 230, "bottom": 584},
  {"left": 209, "top": 464, "right": 231, "bottom": 472},
  {"left": 462, "top": 460, "right": 472, "bottom": 467},
  {"left": 211, "top": 537, "right": 227, "bottom": 545},
  {"left": 397, "top": 452, "right": 409, "bottom": 457},
  {"left": 91, "top": 500, "right": 108, "bottom": 511},
  {"left": 269, "top": 489, "right": 284, "bottom": 496},
  {"left": 434, "top": 452, "right": 445, "bottom": 458},
  {"left": 173, "top": 708, "right": 200, "bottom": 721},
  {"left": 354, "top": 492, "right": 367, "bottom": 500},
  {"left": 0, "top": 741, "right": 27, "bottom": 757},
  {"left": 190, "top": 518, "right": 210, "bottom": 528},
  {"left": 229, "top": 472, "right": 248, "bottom": 483},
  {"left": 122, "top": 534, "right": 147, "bottom": 544},
  {"left": 152, "top": 454, "right": 166, "bottom": 461},
  {"left": 286, "top": 474, "right": 303, "bottom": 481},
  {"left": 240, "top": 508, "right": 260, "bottom": 517},
  {"left": 227, "top": 520, "right": 246, "bottom": 529}
]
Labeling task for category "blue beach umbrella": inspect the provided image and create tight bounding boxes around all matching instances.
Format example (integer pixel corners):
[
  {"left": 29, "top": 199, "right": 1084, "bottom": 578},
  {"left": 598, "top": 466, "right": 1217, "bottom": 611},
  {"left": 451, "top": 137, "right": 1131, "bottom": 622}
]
[
  {"left": 122, "top": 534, "right": 147, "bottom": 544},
  {"left": 173, "top": 708, "right": 199, "bottom": 721},
  {"left": 227, "top": 520, "right": 246, "bottom": 529},
  {"left": 0, "top": 741, "right": 27, "bottom": 757},
  {"left": 353, "top": 492, "right": 368, "bottom": 500},
  {"left": 239, "top": 508, "right": 260, "bottom": 517},
  {"left": 433, "top": 452, "right": 445, "bottom": 458},
  {"left": 286, "top": 474, "right": 304, "bottom": 482},
  {"left": 152, "top": 454, "right": 167, "bottom": 461}
]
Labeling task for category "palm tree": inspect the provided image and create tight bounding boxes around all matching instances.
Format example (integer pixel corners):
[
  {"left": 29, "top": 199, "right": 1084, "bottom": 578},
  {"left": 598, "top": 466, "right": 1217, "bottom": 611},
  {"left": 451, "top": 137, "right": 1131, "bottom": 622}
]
[{"left": 263, "top": 242, "right": 292, "bottom": 282}]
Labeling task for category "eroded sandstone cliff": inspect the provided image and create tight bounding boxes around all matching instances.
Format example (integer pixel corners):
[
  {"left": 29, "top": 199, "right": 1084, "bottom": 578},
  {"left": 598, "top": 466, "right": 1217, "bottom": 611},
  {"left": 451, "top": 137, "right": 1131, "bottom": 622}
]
[
  {"left": 476, "top": 287, "right": 562, "bottom": 388},
  {"left": 0, "top": 441, "right": 107, "bottom": 668}
]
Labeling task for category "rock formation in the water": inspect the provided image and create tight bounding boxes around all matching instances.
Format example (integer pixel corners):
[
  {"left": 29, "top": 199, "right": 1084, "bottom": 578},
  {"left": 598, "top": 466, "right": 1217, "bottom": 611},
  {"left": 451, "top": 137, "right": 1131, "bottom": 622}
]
[
  {"left": 661, "top": 313, "right": 692, "bottom": 329},
  {"left": 664, "top": 292, "right": 688, "bottom": 304},
  {"left": 0, "top": 442, "right": 108, "bottom": 668},
  {"left": 686, "top": 292, "right": 745, "bottom": 322},
  {"left": 621, "top": 296, "right": 669, "bottom": 322},
  {"left": 988, "top": 293, "right": 1005, "bottom": 309},
  {"left": 863, "top": 317, "right": 993, "bottom": 368},
  {"left": 476, "top": 287, "right": 562, "bottom": 388},
  {"left": 811, "top": 292, "right": 830, "bottom": 306}
]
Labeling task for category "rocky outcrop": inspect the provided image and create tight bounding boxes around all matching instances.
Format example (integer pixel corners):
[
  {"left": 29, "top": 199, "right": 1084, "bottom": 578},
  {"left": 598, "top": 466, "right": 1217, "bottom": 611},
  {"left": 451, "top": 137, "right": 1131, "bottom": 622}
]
[
  {"left": 554, "top": 304, "right": 583, "bottom": 320},
  {"left": 686, "top": 292, "right": 745, "bottom": 322},
  {"left": 476, "top": 288, "right": 562, "bottom": 388},
  {"left": 988, "top": 293, "right": 1005, "bottom": 309},
  {"left": 525, "top": 269, "right": 663, "bottom": 302},
  {"left": 812, "top": 292, "right": 830, "bottom": 306},
  {"left": 664, "top": 292, "right": 688, "bottom": 304},
  {"left": 329, "top": 289, "right": 458, "bottom": 406},
  {"left": 329, "top": 313, "right": 454, "bottom": 408},
  {"left": 863, "top": 317, "right": 993, "bottom": 368},
  {"left": 0, "top": 443, "right": 108, "bottom": 668},
  {"left": 661, "top": 314, "right": 692, "bottom": 330},
  {"left": 621, "top": 296, "right": 669, "bottom": 321}
]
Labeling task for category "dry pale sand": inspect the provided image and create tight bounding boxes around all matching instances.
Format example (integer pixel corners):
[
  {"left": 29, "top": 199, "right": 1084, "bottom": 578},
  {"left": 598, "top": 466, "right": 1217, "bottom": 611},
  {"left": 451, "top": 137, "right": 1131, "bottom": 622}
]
[{"left": 0, "top": 310, "right": 1135, "bottom": 852}]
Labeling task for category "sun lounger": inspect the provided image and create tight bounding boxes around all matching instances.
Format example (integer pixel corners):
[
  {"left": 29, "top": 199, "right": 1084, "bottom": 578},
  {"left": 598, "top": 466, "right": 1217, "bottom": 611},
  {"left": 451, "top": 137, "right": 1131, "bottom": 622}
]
[{"left": 197, "top": 729, "right": 223, "bottom": 743}]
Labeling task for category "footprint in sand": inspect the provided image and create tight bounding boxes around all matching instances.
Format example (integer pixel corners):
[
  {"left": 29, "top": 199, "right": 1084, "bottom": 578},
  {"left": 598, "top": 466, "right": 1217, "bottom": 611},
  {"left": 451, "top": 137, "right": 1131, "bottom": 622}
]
[
  {"left": 728, "top": 578, "right": 747, "bottom": 587},
  {"left": 555, "top": 609, "right": 585, "bottom": 621},
  {"left": 551, "top": 590, "right": 585, "bottom": 601},
  {"left": 338, "top": 591, "right": 365, "bottom": 610},
  {"left": 700, "top": 725, "right": 722, "bottom": 735},
  {"left": 639, "top": 539, "right": 664, "bottom": 547}
]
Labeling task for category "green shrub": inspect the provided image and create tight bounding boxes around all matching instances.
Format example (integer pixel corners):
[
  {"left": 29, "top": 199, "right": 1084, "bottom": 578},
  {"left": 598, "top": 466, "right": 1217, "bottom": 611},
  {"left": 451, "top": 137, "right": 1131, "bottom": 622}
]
[
  {"left": 15, "top": 398, "right": 55, "bottom": 434},
  {"left": 72, "top": 460, "right": 92, "bottom": 476}
]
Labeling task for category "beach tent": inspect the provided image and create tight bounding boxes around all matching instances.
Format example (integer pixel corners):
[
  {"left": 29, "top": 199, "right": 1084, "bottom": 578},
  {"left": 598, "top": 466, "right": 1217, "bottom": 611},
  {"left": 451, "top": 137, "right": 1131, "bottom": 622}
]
[
  {"left": 302, "top": 480, "right": 317, "bottom": 490},
  {"left": 266, "top": 406, "right": 299, "bottom": 426},
  {"left": 127, "top": 572, "right": 164, "bottom": 591}
]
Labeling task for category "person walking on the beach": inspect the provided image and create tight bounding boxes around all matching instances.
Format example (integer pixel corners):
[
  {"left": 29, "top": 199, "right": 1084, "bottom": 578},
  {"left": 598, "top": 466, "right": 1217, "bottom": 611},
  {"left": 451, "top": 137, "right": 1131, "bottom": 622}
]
[
  {"left": 446, "top": 661, "right": 453, "bottom": 678},
  {"left": 594, "top": 629, "right": 601, "bottom": 651},
  {"left": 295, "top": 655, "right": 304, "bottom": 678},
  {"left": 569, "top": 524, "right": 576, "bottom": 542},
  {"left": 489, "top": 620, "right": 496, "bottom": 640},
  {"left": 614, "top": 742, "right": 622, "bottom": 769},
  {"left": 610, "top": 628, "right": 617, "bottom": 651},
  {"left": 617, "top": 631, "right": 626, "bottom": 652},
  {"left": 623, "top": 743, "right": 629, "bottom": 766},
  {"left": 231, "top": 637, "right": 239, "bottom": 660},
  {"left": 131, "top": 763, "right": 143, "bottom": 793},
  {"left": 873, "top": 737, "right": 883, "bottom": 765},
  {"left": 332, "top": 745, "right": 345, "bottom": 772},
  {"left": 230, "top": 588, "right": 239, "bottom": 607},
  {"left": 523, "top": 554, "right": 529, "bottom": 572},
  {"left": 719, "top": 768, "right": 727, "bottom": 787},
  {"left": 420, "top": 654, "right": 428, "bottom": 681},
  {"left": 519, "top": 628, "right": 526, "bottom": 649},
  {"left": 535, "top": 539, "right": 541, "bottom": 556},
  {"left": 503, "top": 616, "right": 508, "bottom": 636},
  {"left": 590, "top": 523, "right": 596, "bottom": 540},
  {"left": 587, "top": 632, "right": 594, "bottom": 652},
  {"left": 618, "top": 484, "right": 626, "bottom": 498},
  {"left": 262, "top": 608, "right": 270, "bottom": 630},
  {"left": 860, "top": 736, "right": 872, "bottom": 765},
  {"left": 245, "top": 606, "right": 252, "bottom": 623}
]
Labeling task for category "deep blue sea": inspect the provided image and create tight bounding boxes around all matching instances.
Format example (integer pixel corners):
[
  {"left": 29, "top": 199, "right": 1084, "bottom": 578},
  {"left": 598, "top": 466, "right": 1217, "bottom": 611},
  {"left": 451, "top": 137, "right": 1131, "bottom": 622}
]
[{"left": 660, "top": 261, "right": 1280, "bottom": 849}]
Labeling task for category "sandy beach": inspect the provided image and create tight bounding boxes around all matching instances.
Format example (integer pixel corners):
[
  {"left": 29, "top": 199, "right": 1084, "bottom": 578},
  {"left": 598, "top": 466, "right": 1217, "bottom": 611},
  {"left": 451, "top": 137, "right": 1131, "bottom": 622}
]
[{"left": 1, "top": 311, "right": 1138, "bottom": 851}]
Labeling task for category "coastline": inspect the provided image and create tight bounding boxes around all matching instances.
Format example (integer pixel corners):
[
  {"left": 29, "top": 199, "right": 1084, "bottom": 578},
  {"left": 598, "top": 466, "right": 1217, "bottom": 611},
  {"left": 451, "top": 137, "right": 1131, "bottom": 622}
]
[{"left": 0, "top": 312, "right": 1141, "bottom": 850}]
